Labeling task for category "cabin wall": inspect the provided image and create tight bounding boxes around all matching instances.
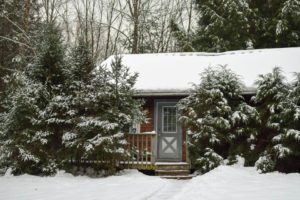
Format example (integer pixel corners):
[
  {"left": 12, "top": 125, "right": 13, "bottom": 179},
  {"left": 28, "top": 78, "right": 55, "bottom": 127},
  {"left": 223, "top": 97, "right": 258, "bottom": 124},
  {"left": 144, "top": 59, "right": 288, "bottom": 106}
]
[
  {"left": 137, "top": 93, "right": 255, "bottom": 163},
  {"left": 140, "top": 98, "right": 155, "bottom": 132},
  {"left": 139, "top": 96, "right": 187, "bottom": 162}
]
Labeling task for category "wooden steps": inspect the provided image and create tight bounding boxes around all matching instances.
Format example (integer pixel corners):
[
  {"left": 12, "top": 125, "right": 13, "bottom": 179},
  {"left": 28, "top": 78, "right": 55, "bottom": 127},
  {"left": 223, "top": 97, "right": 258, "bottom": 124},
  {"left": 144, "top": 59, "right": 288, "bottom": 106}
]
[
  {"left": 160, "top": 175, "right": 195, "bottom": 180},
  {"left": 155, "top": 162, "right": 193, "bottom": 180}
]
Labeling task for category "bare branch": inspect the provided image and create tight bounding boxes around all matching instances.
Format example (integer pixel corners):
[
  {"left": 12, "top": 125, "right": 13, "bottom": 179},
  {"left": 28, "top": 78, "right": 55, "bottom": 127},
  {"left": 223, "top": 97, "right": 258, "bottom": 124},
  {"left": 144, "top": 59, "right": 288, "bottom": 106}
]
[{"left": 0, "top": 36, "right": 36, "bottom": 56}]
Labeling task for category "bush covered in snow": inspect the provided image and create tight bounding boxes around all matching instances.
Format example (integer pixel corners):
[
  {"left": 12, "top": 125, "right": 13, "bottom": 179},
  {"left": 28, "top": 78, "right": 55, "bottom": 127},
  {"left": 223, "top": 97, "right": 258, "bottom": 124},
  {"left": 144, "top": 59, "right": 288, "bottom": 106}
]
[
  {"left": 0, "top": 23, "right": 145, "bottom": 175},
  {"left": 178, "top": 66, "right": 299, "bottom": 174},
  {"left": 253, "top": 68, "right": 300, "bottom": 173},
  {"left": 255, "top": 152, "right": 276, "bottom": 173},
  {"left": 61, "top": 53, "right": 145, "bottom": 174},
  {"left": 0, "top": 23, "right": 64, "bottom": 175},
  {"left": 178, "top": 66, "right": 258, "bottom": 173}
]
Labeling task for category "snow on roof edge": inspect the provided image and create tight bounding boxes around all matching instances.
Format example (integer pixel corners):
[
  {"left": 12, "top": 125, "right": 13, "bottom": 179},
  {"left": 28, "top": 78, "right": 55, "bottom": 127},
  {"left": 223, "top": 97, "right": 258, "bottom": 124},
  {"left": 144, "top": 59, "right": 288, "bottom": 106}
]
[
  {"left": 102, "top": 47, "right": 300, "bottom": 62},
  {"left": 101, "top": 47, "right": 300, "bottom": 93},
  {"left": 134, "top": 87, "right": 256, "bottom": 97}
]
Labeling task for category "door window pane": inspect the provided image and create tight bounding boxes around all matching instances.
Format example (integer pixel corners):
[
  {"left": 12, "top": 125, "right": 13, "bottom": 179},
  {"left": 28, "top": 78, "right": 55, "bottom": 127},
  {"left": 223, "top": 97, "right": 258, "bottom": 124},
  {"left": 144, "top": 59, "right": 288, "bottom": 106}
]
[{"left": 162, "top": 106, "right": 177, "bottom": 133}]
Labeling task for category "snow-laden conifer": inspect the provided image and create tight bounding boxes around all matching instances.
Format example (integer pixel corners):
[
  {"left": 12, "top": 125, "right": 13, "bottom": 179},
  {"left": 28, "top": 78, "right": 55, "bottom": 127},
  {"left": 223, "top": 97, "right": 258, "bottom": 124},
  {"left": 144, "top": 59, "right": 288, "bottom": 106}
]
[
  {"left": 272, "top": 73, "right": 300, "bottom": 172},
  {"left": 252, "top": 67, "right": 300, "bottom": 173},
  {"left": 178, "top": 66, "right": 258, "bottom": 173},
  {"left": 0, "top": 72, "right": 54, "bottom": 175},
  {"left": 0, "top": 22, "right": 66, "bottom": 175},
  {"left": 61, "top": 50, "right": 145, "bottom": 173}
]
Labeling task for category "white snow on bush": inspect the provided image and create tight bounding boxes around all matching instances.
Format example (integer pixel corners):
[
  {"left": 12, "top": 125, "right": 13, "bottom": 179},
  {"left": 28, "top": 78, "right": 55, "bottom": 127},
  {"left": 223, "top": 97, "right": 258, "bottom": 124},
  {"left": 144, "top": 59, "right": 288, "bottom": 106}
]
[
  {"left": 287, "top": 129, "right": 300, "bottom": 141},
  {"left": 1, "top": 166, "right": 300, "bottom": 200},
  {"left": 102, "top": 47, "right": 300, "bottom": 91}
]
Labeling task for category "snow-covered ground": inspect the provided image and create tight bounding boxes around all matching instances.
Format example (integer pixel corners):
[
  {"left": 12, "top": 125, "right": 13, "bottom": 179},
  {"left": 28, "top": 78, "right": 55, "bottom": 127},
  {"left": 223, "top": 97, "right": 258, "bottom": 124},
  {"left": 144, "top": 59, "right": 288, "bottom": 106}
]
[{"left": 1, "top": 165, "right": 299, "bottom": 200}]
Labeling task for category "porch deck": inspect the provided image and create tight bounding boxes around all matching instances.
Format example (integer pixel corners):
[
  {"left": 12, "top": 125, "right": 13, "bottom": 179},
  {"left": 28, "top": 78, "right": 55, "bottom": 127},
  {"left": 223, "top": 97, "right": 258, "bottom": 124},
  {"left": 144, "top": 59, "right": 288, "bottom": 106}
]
[
  {"left": 123, "top": 132, "right": 156, "bottom": 170},
  {"left": 68, "top": 132, "right": 190, "bottom": 178},
  {"left": 122, "top": 132, "right": 190, "bottom": 177}
]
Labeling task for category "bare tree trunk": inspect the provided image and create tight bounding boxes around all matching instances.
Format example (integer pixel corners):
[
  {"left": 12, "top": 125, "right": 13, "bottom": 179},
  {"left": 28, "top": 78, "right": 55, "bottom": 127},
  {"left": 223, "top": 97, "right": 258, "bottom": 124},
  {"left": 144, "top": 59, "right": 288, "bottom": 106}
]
[
  {"left": 45, "top": 0, "right": 49, "bottom": 23},
  {"left": 104, "top": 0, "right": 116, "bottom": 59},
  {"left": 94, "top": 0, "right": 104, "bottom": 60},
  {"left": 90, "top": 0, "right": 96, "bottom": 59},
  {"left": 187, "top": 0, "right": 193, "bottom": 35},
  {"left": 132, "top": 0, "right": 139, "bottom": 53},
  {"left": 85, "top": 0, "right": 88, "bottom": 45},
  {"left": 127, "top": 0, "right": 141, "bottom": 54}
]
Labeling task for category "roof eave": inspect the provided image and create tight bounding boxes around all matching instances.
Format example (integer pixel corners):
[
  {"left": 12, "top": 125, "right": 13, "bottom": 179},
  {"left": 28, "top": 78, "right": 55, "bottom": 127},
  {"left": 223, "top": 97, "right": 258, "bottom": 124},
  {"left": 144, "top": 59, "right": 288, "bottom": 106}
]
[
  {"left": 134, "top": 87, "right": 257, "bottom": 97},
  {"left": 134, "top": 89, "right": 190, "bottom": 97}
]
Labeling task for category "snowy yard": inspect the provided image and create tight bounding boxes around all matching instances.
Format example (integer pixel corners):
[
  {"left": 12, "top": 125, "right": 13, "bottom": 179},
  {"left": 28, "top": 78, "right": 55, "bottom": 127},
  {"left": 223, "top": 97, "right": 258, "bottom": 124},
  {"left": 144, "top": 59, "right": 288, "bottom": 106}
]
[{"left": 1, "top": 164, "right": 300, "bottom": 200}]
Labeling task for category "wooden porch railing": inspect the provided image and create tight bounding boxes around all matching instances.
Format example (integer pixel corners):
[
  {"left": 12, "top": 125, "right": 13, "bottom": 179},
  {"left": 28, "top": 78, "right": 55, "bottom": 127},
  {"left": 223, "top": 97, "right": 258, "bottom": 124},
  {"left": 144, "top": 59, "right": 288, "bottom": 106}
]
[
  {"left": 123, "top": 132, "right": 156, "bottom": 169},
  {"left": 66, "top": 132, "right": 157, "bottom": 170}
]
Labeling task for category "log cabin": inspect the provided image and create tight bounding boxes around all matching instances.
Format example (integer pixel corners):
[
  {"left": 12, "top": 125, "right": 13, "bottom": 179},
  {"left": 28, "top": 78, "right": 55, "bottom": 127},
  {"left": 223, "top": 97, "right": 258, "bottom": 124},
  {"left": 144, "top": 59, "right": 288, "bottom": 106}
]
[{"left": 102, "top": 47, "right": 299, "bottom": 178}]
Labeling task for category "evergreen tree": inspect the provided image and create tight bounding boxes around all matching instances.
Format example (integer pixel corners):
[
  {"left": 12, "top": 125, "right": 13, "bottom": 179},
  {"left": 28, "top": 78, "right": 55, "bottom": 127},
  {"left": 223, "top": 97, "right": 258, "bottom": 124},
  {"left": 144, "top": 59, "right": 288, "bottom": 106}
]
[
  {"left": 62, "top": 55, "right": 145, "bottom": 173},
  {"left": 172, "top": 0, "right": 300, "bottom": 52},
  {"left": 0, "top": 22, "right": 66, "bottom": 175},
  {"left": 251, "top": 0, "right": 300, "bottom": 48},
  {"left": 280, "top": 73, "right": 300, "bottom": 172},
  {"left": 0, "top": 0, "right": 41, "bottom": 113},
  {"left": 178, "top": 66, "right": 257, "bottom": 173},
  {"left": 29, "top": 22, "right": 68, "bottom": 172},
  {"left": 193, "top": 0, "right": 253, "bottom": 52},
  {"left": 0, "top": 72, "right": 51, "bottom": 175},
  {"left": 252, "top": 67, "right": 290, "bottom": 173},
  {"left": 266, "top": 72, "right": 300, "bottom": 172},
  {"left": 27, "top": 22, "right": 65, "bottom": 88},
  {"left": 58, "top": 38, "right": 97, "bottom": 167},
  {"left": 169, "top": 19, "right": 194, "bottom": 52},
  {"left": 275, "top": 0, "right": 300, "bottom": 47}
]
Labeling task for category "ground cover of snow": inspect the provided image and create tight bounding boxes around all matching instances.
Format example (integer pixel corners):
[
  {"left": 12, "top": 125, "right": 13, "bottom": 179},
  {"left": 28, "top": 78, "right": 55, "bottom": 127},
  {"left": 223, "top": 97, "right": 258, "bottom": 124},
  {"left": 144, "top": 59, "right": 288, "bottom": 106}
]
[
  {"left": 102, "top": 47, "right": 300, "bottom": 91},
  {"left": 1, "top": 164, "right": 299, "bottom": 200}
]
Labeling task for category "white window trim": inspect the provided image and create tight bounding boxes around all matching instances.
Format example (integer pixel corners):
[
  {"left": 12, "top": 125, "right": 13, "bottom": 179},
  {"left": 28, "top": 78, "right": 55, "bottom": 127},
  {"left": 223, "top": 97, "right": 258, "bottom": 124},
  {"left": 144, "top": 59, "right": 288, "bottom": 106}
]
[
  {"left": 162, "top": 106, "right": 177, "bottom": 133},
  {"left": 130, "top": 122, "right": 141, "bottom": 134}
]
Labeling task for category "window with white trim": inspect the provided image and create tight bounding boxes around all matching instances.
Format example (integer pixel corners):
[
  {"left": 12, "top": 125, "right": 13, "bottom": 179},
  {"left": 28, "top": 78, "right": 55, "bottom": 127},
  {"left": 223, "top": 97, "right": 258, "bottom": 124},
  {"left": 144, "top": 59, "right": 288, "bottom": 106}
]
[{"left": 162, "top": 106, "right": 177, "bottom": 133}]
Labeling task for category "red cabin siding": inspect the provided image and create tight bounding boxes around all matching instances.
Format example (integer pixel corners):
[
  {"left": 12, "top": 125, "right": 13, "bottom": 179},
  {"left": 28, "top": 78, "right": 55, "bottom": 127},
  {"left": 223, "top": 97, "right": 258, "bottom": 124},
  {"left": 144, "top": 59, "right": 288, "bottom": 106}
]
[{"left": 140, "top": 98, "right": 154, "bottom": 133}]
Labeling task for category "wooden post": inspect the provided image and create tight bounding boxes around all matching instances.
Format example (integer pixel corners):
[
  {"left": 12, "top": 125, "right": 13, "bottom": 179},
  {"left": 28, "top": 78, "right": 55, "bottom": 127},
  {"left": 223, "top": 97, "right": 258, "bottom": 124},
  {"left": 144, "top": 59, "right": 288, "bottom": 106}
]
[
  {"left": 145, "top": 135, "right": 148, "bottom": 168},
  {"left": 127, "top": 134, "right": 130, "bottom": 168},
  {"left": 137, "top": 134, "right": 139, "bottom": 167},
  {"left": 141, "top": 134, "right": 144, "bottom": 168},
  {"left": 151, "top": 133, "right": 156, "bottom": 164},
  {"left": 131, "top": 134, "right": 134, "bottom": 168},
  {"left": 186, "top": 131, "right": 191, "bottom": 165}
]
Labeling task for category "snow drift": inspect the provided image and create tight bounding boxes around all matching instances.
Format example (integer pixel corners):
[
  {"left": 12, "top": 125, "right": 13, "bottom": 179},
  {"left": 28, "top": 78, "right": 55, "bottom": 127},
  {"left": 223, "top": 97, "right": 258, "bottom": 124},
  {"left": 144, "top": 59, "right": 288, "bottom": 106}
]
[{"left": 1, "top": 165, "right": 300, "bottom": 200}]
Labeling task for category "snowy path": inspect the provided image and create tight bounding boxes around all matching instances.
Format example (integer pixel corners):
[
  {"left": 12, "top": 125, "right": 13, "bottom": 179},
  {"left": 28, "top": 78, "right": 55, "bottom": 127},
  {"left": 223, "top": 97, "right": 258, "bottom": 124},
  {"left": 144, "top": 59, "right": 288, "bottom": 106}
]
[
  {"left": 1, "top": 166, "right": 300, "bottom": 200},
  {"left": 145, "top": 179, "right": 189, "bottom": 200}
]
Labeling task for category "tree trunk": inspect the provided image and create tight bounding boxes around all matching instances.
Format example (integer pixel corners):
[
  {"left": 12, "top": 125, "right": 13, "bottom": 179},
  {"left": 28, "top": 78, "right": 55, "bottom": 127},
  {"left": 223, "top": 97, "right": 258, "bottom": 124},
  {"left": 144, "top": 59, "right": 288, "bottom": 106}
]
[{"left": 131, "top": 0, "right": 139, "bottom": 54}]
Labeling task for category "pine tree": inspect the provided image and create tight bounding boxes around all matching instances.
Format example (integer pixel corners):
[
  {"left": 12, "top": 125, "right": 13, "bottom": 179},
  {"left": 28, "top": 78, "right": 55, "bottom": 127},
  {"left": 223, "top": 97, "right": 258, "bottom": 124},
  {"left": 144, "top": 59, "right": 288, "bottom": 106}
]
[
  {"left": 29, "top": 22, "right": 68, "bottom": 172},
  {"left": 169, "top": 19, "right": 194, "bottom": 52},
  {"left": 172, "top": 0, "right": 300, "bottom": 52},
  {"left": 178, "top": 66, "right": 257, "bottom": 173},
  {"left": 0, "top": 72, "right": 51, "bottom": 175},
  {"left": 275, "top": 0, "right": 300, "bottom": 47},
  {"left": 252, "top": 67, "right": 290, "bottom": 173},
  {"left": 0, "top": 0, "right": 41, "bottom": 113},
  {"left": 58, "top": 38, "right": 96, "bottom": 168},
  {"left": 251, "top": 0, "right": 300, "bottom": 48},
  {"left": 0, "top": 22, "right": 66, "bottom": 175},
  {"left": 62, "top": 55, "right": 145, "bottom": 173},
  {"left": 271, "top": 73, "right": 300, "bottom": 172},
  {"left": 193, "top": 0, "right": 253, "bottom": 52}
]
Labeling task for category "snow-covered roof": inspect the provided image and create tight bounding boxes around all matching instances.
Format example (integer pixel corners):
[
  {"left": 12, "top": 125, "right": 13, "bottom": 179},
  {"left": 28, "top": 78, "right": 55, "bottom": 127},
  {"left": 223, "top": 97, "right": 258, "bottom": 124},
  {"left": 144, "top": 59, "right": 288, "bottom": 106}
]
[{"left": 102, "top": 47, "right": 300, "bottom": 95}]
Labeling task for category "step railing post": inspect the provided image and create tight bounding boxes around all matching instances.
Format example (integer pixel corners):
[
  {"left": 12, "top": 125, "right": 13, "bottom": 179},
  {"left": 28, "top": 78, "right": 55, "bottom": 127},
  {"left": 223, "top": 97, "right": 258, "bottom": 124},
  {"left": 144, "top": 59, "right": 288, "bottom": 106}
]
[
  {"left": 151, "top": 133, "right": 157, "bottom": 164},
  {"left": 127, "top": 132, "right": 156, "bottom": 168}
]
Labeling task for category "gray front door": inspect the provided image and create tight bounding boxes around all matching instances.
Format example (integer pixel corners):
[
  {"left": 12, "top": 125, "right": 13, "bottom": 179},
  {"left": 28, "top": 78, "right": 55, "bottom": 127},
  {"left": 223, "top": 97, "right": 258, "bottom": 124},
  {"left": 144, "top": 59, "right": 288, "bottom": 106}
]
[{"left": 157, "top": 101, "right": 181, "bottom": 161}]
